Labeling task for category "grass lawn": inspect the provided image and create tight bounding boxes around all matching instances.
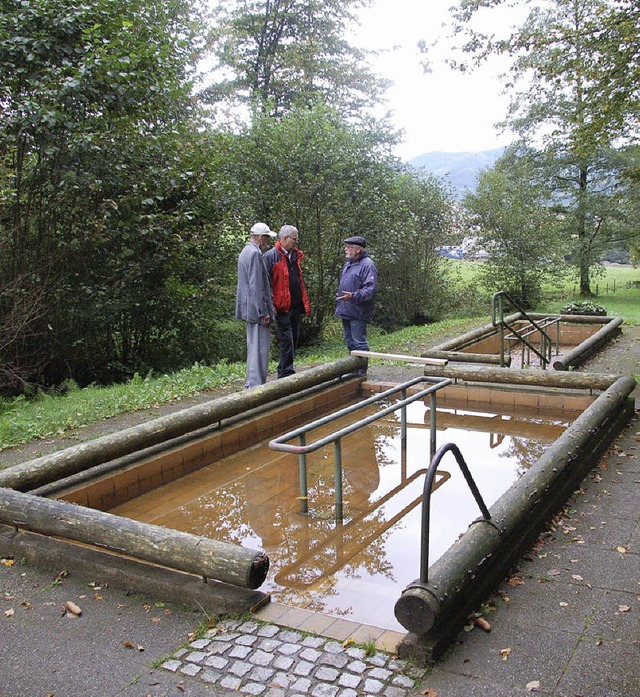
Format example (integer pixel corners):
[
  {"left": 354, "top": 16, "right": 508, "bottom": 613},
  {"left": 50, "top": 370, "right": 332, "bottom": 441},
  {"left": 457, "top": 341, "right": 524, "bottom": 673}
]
[{"left": 0, "top": 262, "right": 637, "bottom": 452}]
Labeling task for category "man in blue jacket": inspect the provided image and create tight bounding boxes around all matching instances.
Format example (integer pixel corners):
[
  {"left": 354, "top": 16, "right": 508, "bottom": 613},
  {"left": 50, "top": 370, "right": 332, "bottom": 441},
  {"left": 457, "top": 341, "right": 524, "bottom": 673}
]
[{"left": 335, "top": 236, "right": 378, "bottom": 371}]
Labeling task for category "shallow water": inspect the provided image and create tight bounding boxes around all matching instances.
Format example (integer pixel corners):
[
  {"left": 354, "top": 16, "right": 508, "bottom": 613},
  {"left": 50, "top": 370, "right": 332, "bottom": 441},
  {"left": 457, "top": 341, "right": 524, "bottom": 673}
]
[{"left": 111, "top": 397, "right": 580, "bottom": 631}]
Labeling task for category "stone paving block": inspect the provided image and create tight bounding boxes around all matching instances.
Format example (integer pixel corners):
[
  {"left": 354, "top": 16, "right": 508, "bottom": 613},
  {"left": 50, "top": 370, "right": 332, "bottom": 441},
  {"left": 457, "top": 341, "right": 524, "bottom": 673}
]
[
  {"left": 229, "top": 660, "right": 253, "bottom": 677},
  {"left": 363, "top": 677, "right": 384, "bottom": 694},
  {"left": 300, "top": 647, "right": 322, "bottom": 662},
  {"left": 320, "top": 651, "right": 348, "bottom": 668},
  {"left": 180, "top": 663, "right": 201, "bottom": 677},
  {"left": 237, "top": 633, "right": 259, "bottom": 646},
  {"left": 189, "top": 638, "right": 211, "bottom": 649},
  {"left": 292, "top": 660, "right": 314, "bottom": 676},
  {"left": 278, "top": 642, "right": 302, "bottom": 656},
  {"left": 229, "top": 644, "right": 253, "bottom": 659},
  {"left": 201, "top": 668, "right": 222, "bottom": 684},
  {"left": 272, "top": 655, "right": 295, "bottom": 670},
  {"left": 279, "top": 629, "right": 304, "bottom": 643},
  {"left": 185, "top": 650, "right": 208, "bottom": 664},
  {"left": 161, "top": 659, "right": 181, "bottom": 672},
  {"left": 369, "top": 667, "right": 393, "bottom": 681},
  {"left": 257, "top": 624, "right": 280, "bottom": 638},
  {"left": 248, "top": 666, "right": 275, "bottom": 684},
  {"left": 338, "top": 672, "right": 361, "bottom": 689},
  {"left": 241, "top": 682, "right": 267, "bottom": 695},
  {"left": 220, "top": 675, "right": 243, "bottom": 690},
  {"left": 347, "top": 659, "right": 367, "bottom": 674},
  {"left": 311, "top": 683, "right": 339, "bottom": 697},
  {"left": 315, "top": 666, "right": 339, "bottom": 681},
  {"left": 250, "top": 648, "right": 275, "bottom": 666},
  {"left": 290, "top": 677, "right": 312, "bottom": 692},
  {"left": 204, "top": 654, "right": 229, "bottom": 669}
]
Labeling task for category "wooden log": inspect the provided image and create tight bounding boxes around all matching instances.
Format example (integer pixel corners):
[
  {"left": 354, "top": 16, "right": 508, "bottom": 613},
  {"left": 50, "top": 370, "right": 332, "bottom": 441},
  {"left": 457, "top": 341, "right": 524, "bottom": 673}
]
[
  {"left": 0, "top": 357, "right": 361, "bottom": 492},
  {"left": 420, "top": 350, "right": 509, "bottom": 366},
  {"left": 394, "top": 375, "right": 636, "bottom": 636},
  {"left": 351, "top": 350, "right": 447, "bottom": 366},
  {"left": 552, "top": 317, "right": 623, "bottom": 370},
  {"left": 528, "top": 313, "right": 613, "bottom": 325},
  {"left": 0, "top": 487, "right": 269, "bottom": 589},
  {"left": 420, "top": 364, "right": 624, "bottom": 391},
  {"left": 428, "top": 313, "right": 522, "bottom": 352}
]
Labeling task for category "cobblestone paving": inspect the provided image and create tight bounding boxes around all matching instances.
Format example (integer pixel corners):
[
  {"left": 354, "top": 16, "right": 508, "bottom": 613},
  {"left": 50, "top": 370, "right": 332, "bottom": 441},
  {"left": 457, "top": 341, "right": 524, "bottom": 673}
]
[{"left": 161, "top": 619, "right": 426, "bottom": 696}]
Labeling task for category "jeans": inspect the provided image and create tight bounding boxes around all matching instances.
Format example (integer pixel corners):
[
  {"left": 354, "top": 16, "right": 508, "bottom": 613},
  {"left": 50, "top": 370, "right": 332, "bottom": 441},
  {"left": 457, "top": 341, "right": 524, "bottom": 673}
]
[
  {"left": 275, "top": 308, "right": 302, "bottom": 378},
  {"left": 341, "top": 318, "right": 369, "bottom": 353}
]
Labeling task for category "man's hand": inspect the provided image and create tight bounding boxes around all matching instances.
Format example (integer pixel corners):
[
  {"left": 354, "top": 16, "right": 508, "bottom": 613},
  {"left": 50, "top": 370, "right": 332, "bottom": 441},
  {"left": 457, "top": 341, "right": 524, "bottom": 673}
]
[
  {"left": 337, "top": 291, "right": 353, "bottom": 301},
  {"left": 260, "top": 315, "right": 271, "bottom": 326}
]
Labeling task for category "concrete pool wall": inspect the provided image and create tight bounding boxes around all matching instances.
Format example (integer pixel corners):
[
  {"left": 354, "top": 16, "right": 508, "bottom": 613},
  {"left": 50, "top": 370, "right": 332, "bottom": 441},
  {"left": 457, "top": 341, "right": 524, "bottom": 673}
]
[
  {"left": 0, "top": 350, "right": 635, "bottom": 656},
  {"left": 421, "top": 313, "right": 623, "bottom": 370}
]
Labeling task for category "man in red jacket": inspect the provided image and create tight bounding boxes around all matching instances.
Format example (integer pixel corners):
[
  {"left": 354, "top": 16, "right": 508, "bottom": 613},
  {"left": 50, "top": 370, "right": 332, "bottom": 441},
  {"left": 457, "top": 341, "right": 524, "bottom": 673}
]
[{"left": 263, "top": 225, "right": 311, "bottom": 378}]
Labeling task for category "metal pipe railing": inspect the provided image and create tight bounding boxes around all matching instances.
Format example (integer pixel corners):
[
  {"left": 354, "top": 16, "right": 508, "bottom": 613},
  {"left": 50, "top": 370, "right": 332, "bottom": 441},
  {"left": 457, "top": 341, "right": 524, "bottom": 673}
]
[
  {"left": 492, "top": 290, "right": 559, "bottom": 368},
  {"left": 418, "top": 442, "right": 491, "bottom": 584},
  {"left": 269, "top": 375, "right": 452, "bottom": 520}
]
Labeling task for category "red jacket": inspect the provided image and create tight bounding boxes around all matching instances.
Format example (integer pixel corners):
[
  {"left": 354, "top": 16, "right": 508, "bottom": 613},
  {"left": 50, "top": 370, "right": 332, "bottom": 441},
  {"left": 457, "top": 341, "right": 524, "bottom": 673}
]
[{"left": 263, "top": 241, "right": 311, "bottom": 314}]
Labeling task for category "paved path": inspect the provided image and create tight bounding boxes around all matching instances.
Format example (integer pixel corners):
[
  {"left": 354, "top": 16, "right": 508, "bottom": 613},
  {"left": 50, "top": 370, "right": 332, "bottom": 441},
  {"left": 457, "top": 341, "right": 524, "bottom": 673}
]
[{"left": 1, "top": 331, "right": 638, "bottom": 696}]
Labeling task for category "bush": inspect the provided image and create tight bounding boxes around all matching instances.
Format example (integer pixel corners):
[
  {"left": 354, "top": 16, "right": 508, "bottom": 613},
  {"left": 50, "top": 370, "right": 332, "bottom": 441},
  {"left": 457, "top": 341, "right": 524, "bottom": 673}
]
[{"left": 560, "top": 301, "right": 607, "bottom": 316}]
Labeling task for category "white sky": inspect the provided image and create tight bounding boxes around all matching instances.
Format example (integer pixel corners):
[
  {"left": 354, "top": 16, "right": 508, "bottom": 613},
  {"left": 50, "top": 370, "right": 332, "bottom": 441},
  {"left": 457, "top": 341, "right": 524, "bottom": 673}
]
[{"left": 354, "top": 0, "right": 522, "bottom": 160}]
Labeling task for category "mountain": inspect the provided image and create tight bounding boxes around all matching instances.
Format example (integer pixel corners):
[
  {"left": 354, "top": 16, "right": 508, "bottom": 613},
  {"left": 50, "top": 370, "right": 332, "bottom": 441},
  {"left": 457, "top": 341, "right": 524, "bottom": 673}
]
[{"left": 408, "top": 147, "right": 506, "bottom": 198}]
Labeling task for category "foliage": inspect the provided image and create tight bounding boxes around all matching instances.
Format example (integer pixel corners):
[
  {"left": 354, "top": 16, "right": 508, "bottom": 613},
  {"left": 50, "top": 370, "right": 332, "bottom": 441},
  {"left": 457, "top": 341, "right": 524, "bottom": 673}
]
[
  {"left": 560, "top": 301, "right": 607, "bottom": 315},
  {"left": 463, "top": 147, "right": 567, "bottom": 308},
  {"left": 0, "top": 0, "right": 215, "bottom": 390},
  {"left": 446, "top": 0, "right": 640, "bottom": 296},
  {"left": 0, "top": 316, "right": 480, "bottom": 451},
  {"left": 228, "top": 105, "right": 453, "bottom": 337},
  {"left": 206, "top": 0, "right": 387, "bottom": 118}
]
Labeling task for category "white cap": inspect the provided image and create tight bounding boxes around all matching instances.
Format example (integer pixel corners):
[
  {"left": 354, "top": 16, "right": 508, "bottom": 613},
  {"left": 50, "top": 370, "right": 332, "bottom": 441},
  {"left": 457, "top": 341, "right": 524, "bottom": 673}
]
[{"left": 250, "top": 222, "right": 276, "bottom": 237}]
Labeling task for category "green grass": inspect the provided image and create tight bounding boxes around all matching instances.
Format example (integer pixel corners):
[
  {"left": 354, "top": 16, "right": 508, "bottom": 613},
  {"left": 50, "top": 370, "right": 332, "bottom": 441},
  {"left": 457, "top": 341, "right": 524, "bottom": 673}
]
[
  {"left": 0, "top": 317, "right": 480, "bottom": 452},
  {"left": 0, "top": 262, "right": 637, "bottom": 453}
]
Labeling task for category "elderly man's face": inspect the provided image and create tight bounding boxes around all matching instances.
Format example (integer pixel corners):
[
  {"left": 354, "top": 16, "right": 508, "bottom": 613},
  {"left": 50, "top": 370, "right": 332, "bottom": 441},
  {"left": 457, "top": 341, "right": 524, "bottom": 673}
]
[
  {"left": 256, "top": 234, "right": 272, "bottom": 252},
  {"left": 281, "top": 230, "right": 299, "bottom": 252},
  {"left": 345, "top": 243, "right": 363, "bottom": 261}
]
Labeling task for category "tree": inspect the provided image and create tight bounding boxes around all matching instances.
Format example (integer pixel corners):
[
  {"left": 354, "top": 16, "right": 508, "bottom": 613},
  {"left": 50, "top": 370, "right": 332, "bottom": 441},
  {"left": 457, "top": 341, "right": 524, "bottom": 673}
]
[
  {"left": 463, "top": 147, "right": 566, "bottom": 308},
  {"left": 0, "top": 0, "right": 210, "bottom": 388},
  {"left": 228, "top": 105, "right": 452, "bottom": 337},
  {"left": 446, "top": 0, "right": 639, "bottom": 295},
  {"left": 207, "top": 0, "right": 387, "bottom": 118}
]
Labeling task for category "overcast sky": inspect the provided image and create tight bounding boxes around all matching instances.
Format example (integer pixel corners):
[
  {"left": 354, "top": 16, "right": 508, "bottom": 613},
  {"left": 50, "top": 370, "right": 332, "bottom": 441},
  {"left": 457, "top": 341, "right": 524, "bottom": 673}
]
[{"left": 354, "top": 0, "right": 522, "bottom": 161}]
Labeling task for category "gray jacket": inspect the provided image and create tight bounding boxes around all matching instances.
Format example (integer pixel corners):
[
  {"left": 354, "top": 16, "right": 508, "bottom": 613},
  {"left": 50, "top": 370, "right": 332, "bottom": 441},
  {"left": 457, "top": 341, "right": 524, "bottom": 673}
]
[{"left": 235, "top": 242, "right": 275, "bottom": 323}]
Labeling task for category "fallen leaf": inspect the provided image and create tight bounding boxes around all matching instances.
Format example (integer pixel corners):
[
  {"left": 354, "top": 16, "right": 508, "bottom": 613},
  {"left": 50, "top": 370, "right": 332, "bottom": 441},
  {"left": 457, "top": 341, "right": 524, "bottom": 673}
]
[
  {"left": 618, "top": 605, "right": 631, "bottom": 613},
  {"left": 547, "top": 569, "right": 561, "bottom": 576},
  {"left": 596, "top": 639, "right": 603, "bottom": 646},
  {"left": 342, "top": 637, "right": 355, "bottom": 648},
  {"left": 474, "top": 617, "right": 491, "bottom": 632},
  {"left": 64, "top": 600, "right": 82, "bottom": 616},
  {"left": 560, "top": 602, "right": 569, "bottom": 607},
  {"left": 4, "top": 608, "right": 15, "bottom": 618},
  {"left": 418, "top": 690, "right": 438, "bottom": 697},
  {"left": 617, "top": 546, "right": 627, "bottom": 554},
  {"left": 507, "top": 576, "right": 524, "bottom": 587},
  {"left": 123, "top": 641, "right": 135, "bottom": 649},
  {"left": 572, "top": 575, "right": 584, "bottom": 581},
  {"left": 1, "top": 558, "right": 15, "bottom": 567},
  {"left": 151, "top": 617, "right": 161, "bottom": 623},
  {"left": 176, "top": 683, "right": 185, "bottom": 693},
  {"left": 500, "top": 648, "right": 512, "bottom": 661},
  {"left": 526, "top": 680, "right": 541, "bottom": 691}
]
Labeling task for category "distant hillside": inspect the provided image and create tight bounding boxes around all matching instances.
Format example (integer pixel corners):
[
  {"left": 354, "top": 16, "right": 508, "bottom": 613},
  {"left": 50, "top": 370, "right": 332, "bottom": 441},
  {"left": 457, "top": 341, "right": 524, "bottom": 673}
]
[{"left": 409, "top": 148, "right": 505, "bottom": 198}]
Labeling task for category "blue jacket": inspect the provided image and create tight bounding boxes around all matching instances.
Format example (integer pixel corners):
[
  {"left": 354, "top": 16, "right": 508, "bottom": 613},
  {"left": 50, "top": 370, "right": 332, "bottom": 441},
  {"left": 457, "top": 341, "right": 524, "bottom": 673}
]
[{"left": 335, "top": 251, "right": 378, "bottom": 322}]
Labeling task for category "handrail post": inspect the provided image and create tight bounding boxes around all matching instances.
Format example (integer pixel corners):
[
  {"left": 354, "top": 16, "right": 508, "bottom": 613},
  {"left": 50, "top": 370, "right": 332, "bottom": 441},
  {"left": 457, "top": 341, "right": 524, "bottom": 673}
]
[
  {"left": 401, "top": 388, "right": 407, "bottom": 445},
  {"left": 298, "top": 434, "right": 308, "bottom": 515},
  {"left": 334, "top": 439, "right": 343, "bottom": 523},
  {"left": 429, "top": 393, "right": 437, "bottom": 461}
]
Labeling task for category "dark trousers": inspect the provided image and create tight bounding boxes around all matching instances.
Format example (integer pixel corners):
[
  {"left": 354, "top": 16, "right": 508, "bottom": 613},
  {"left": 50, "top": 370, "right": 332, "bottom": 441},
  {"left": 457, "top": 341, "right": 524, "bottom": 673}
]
[{"left": 275, "top": 307, "right": 302, "bottom": 378}]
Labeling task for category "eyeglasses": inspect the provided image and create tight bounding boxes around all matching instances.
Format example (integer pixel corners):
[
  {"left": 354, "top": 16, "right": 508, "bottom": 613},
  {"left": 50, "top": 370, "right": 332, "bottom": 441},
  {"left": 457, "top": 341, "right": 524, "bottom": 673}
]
[{"left": 287, "top": 236, "right": 299, "bottom": 243}]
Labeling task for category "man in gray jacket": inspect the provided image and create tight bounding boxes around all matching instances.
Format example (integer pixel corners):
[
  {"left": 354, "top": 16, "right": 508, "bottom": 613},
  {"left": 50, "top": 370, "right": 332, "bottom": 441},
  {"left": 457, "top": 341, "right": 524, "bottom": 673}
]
[{"left": 235, "top": 222, "right": 276, "bottom": 389}]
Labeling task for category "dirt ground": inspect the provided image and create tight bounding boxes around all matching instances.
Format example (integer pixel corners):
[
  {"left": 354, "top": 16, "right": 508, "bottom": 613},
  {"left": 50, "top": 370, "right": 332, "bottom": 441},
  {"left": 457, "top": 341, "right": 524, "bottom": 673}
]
[{"left": 1, "top": 321, "right": 638, "bottom": 471}]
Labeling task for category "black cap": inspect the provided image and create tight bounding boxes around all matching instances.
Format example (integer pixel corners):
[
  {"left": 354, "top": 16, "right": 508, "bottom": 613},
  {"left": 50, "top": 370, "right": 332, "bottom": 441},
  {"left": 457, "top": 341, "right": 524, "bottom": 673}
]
[{"left": 344, "top": 236, "right": 366, "bottom": 248}]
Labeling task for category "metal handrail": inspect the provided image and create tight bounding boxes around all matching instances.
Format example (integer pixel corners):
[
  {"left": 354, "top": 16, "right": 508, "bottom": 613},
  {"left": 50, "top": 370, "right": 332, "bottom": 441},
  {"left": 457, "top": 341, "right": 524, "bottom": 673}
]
[
  {"left": 418, "top": 442, "right": 491, "bottom": 584},
  {"left": 269, "top": 375, "right": 452, "bottom": 520},
  {"left": 492, "top": 290, "right": 559, "bottom": 369}
]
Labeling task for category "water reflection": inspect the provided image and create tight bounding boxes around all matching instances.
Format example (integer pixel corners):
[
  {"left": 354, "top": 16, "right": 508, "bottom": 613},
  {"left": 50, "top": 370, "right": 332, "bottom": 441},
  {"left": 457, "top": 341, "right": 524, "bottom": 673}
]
[{"left": 110, "top": 395, "right": 583, "bottom": 631}]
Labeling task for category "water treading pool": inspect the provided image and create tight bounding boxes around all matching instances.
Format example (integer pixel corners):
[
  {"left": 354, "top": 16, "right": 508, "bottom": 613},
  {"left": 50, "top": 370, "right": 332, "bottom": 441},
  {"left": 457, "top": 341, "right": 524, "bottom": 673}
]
[{"left": 110, "top": 395, "right": 584, "bottom": 631}]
